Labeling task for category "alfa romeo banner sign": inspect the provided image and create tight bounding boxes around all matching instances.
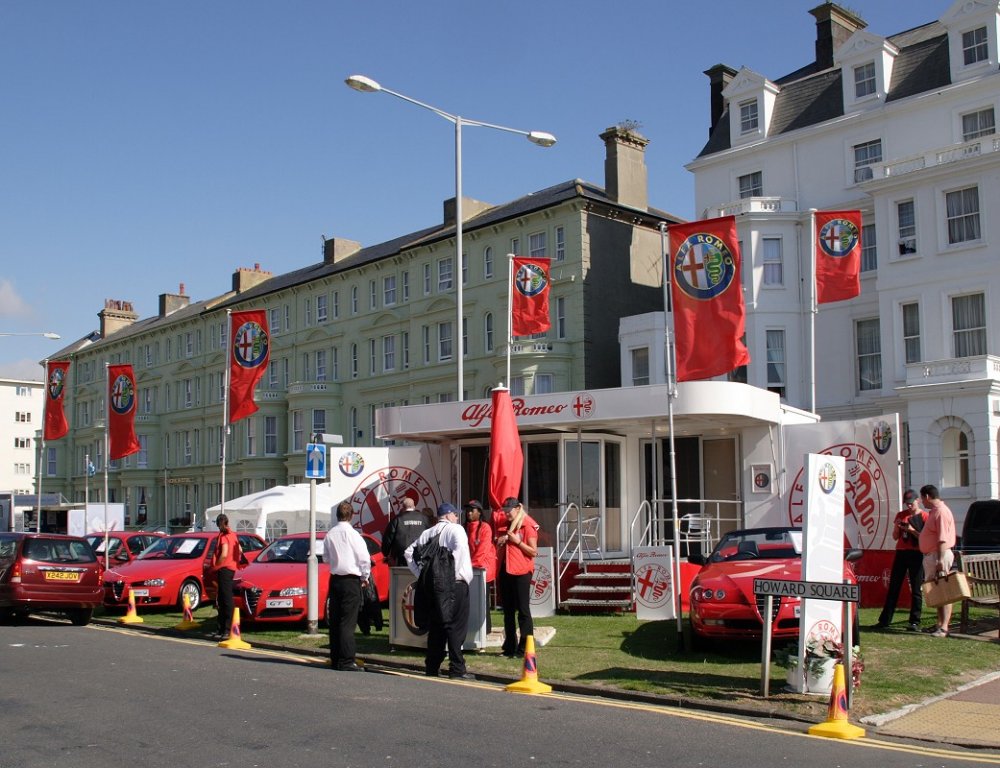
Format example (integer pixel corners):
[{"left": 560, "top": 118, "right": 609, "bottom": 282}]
[
  {"left": 633, "top": 546, "right": 676, "bottom": 620},
  {"left": 531, "top": 547, "right": 556, "bottom": 617}
]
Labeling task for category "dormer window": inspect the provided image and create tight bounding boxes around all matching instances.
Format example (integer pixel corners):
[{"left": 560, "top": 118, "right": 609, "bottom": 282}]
[
  {"left": 739, "top": 99, "right": 759, "bottom": 133},
  {"left": 963, "top": 26, "right": 989, "bottom": 64},
  {"left": 853, "top": 62, "right": 876, "bottom": 98}
]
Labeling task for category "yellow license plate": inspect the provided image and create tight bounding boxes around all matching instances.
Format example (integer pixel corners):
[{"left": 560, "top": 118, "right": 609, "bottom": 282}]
[{"left": 44, "top": 571, "right": 81, "bottom": 582}]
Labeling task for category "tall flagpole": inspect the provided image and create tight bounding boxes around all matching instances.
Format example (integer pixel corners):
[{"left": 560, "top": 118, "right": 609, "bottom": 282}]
[
  {"left": 506, "top": 254, "right": 514, "bottom": 388},
  {"left": 808, "top": 209, "right": 818, "bottom": 414},
  {"left": 103, "top": 363, "right": 110, "bottom": 570},
  {"left": 36, "top": 359, "right": 48, "bottom": 532},
  {"left": 220, "top": 310, "right": 232, "bottom": 520},
  {"left": 660, "top": 223, "right": 684, "bottom": 643}
]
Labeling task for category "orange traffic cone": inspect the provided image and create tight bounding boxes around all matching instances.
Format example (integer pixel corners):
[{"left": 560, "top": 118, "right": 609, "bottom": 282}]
[
  {"left": 505, "top": 635, "right": 552, "bottom": 695},
  {"left": 174, "top": 592, "right": 201, "bottom": 630},
  {"left": 808, "top": 663, "right": 865, "bottom": 740},
  {"left": 118, "top": 588, "right": 143, "bottom": 625},
  {"left": 217, "top": 607, "right": 251, "bottom": 650}
]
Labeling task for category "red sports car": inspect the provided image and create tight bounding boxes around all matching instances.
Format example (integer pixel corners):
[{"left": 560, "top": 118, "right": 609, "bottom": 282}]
[
  {"left": 233, "top": 532, "right": 388, "bottom": 625},
  {"left": 103, "top": 531, "right": 265, "bottom": 611},
  {"left": 687, "top": 527, "right": 861, "bottom": 645}
]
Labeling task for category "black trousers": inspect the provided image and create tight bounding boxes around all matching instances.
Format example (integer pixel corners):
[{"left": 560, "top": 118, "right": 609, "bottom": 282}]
[
  {"left": 329, "top": 575, "right": 362, "bottom": 668},
  {"left": 216, "top": 567, "right": 235, "bottom": 635},
  {"left": 426, "top": 580, "right": 470, "bottom": 675},
  {"left": 499, "top": 570, "right": 533, "bottom": 655},
  {"left": 878, "top": 549, "right": 924, "bottom": 625}
]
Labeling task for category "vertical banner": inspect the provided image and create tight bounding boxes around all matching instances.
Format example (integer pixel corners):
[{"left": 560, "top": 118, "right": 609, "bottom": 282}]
[
  {"left": 229, "top": 309, "right": 270, "bottom": 422},
  {"left": 795, "top": 453, "right": 846, "bottom": 693},
  {"left": 530, "top": 546, "right": 556, "bottom": 618},
  {"left": 814, "top": 210, "right": 862, "bottom": 304},
  {"left": 43, "top": 361, "right": 71, "bottom": 440},
  {"left": 511, "top": 256, "right": 551, "bottom": 336},
  {"left": 668, "top": 216, "right": 750, "bottom": 381},
  {"left": 107, "top": 364, "right": 140, "bottom": 460},
  {"left": 633, "top": 546, "right": 676, "bottom": 620}
]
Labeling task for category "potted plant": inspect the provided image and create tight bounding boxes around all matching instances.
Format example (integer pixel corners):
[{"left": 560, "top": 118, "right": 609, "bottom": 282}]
[{"left": 805, "top": 637, "right": 864, "bottom": 693}]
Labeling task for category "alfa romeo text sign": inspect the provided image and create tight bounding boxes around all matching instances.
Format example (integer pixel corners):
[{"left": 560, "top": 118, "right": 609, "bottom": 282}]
[{"left": 753, "top": 578, "right": 859, "bottom": 603}]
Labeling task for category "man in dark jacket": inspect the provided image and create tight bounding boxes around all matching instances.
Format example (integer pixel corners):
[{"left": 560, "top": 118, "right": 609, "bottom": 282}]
[
  {"left": 404, "top": 503, "right": 473, "bottom": 680},
  {"left": 380, "top": 494, "right": 428, "bottom": 566}
]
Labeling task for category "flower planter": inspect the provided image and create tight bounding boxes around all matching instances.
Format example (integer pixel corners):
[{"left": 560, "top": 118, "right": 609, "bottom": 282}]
[{"left": 805, "top": 658, "right": 836, "bottom": 695}]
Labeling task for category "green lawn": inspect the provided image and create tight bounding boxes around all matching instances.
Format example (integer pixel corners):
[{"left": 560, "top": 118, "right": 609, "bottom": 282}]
[{"left": 97, "top": 604, "right": 999, "bottom": 719}]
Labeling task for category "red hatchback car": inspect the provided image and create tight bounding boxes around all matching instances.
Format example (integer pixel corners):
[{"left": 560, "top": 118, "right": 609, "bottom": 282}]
[
  {"left": 233, "top": 532, "right": 388, "bottom": 625},
  {"left": 103, "top": 531, "right": 265, "bottom": 611},
  {"left": 0, "top": 533, "right": 103, "bottom": 626},
  {"left": 687, "top": 527, "right": 861, "bottom": 645}
]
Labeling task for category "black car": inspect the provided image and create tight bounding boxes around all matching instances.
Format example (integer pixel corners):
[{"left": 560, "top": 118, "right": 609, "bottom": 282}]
[{"left": 960, "top": 500, "right": 1000, "bottom": 556}]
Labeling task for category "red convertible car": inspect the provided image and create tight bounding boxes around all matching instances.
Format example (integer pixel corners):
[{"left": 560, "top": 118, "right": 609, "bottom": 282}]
[
  {"left": 103, "top": 531, "right": 265, "bottom": 611},
  {"left": 687, "top": 527, "right": 861, "bottom": 645},
  {"left": 233, "top": 532, "right": 388, "bottom": 625}
]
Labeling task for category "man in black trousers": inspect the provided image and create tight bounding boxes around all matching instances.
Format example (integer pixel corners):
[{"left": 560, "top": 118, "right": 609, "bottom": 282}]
[{"left": 322, "top": 500, "right": 371, "bottom": 671}]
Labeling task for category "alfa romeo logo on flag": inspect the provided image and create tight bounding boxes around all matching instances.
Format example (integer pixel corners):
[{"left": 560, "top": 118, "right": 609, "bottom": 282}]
[
  {"left": 673, "top": 233, "right": 737, "bottom": 301},
  {"left": 234, "top": 320, "right": 269, "bottom": 368},
  {"left": 515, "top": 262, "right": 548, "bottom": 296},
  {"left": 48, "top": 366, "right": 65, "bottom": 399},
  {"left": 818, "top": 218, "right": 860, "bottom": 258},
  {"left": 818, "top": 462, "right": 837, "bottom": 494},
  {"left": 110, "top": 374, "right": 135, "bottom": 415}
]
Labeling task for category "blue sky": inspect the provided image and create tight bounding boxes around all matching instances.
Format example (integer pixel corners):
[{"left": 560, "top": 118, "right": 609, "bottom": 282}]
[{"left": 0, "top": 0, "right": 948, "bottom": 379}]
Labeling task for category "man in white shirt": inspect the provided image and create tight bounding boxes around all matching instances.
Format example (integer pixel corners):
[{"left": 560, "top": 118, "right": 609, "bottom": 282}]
[
  {"left": 405, "top": 502, "right": 474, "bottom": 680},
  {"left": 323, "top": 500, "right": 372, "bottom": 671}
]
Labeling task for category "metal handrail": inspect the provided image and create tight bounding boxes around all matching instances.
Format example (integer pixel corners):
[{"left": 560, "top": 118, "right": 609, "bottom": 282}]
[{"left": 553, "top": 501, "right": 581, "bottom": 606}]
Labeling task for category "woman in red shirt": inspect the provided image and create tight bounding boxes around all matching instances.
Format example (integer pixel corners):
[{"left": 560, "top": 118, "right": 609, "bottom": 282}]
[
  {"left": 494, "top": 497, "right": 538, "bottom": 658},
  {"left": 463, "top": 500, "right": 496, "bottom": 630},
  {"left": 212, "top": 513, "right": 241, "bottom": 640}
]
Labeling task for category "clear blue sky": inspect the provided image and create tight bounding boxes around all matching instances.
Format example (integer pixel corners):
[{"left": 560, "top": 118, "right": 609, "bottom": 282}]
[{"left": 0, "top": 0, "right": 947, "bottom": 379}]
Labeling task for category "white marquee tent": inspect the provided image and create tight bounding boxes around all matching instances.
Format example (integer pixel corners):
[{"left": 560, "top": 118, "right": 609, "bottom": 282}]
[{"left": 204, "top": 484, "right": 343, "bottom": 540}]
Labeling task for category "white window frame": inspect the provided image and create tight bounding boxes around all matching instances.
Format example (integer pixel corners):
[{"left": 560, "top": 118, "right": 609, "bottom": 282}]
[
  {"left": 902, "top": 302, "right": 921, "bottom": 365},
  {"left": 529, "top": 232, "right": 547, "bottom": 258},
  {"left": 945, "top": 185, "right": 981, "bottom": 245},
  {"left": 896, "top": 200, "right": 917, "bottom": 255},
  {"left": 437, "top": 258, "right": 453, "bottom": 292},
  {"left": 761, "top": 237, "right": 783, "bottom": 286},
  {"left": 856, "top": 318, "right": 882, "bottom": 392},
  {"left": 483, "top": 246, "right": 494, "bottom": 279},
  {"left": 861, "top": 223, "right": 877, "bottom": 272},
  {"left": 383, "top": 335, "right": 396, "bottom": 372},
  {"left": 853, "top": 62, "right": 876, "bottom": 98},
  {"left": 853, "top": 139, "right": 882, "bottom": 183},
  {"left": 765, "top": 329, "right": 786, "bottom": 398},
  {"left": 952, "top": 292, "right": 986, "bottom": 357},
  {"left": 961, "top": 107, "right": 995, "bottom": 141},
  {"left": 739, "top": 98, "right": 759, "bottom": 133},
  {"left": 962, "top": 26, "right": 989, "bottom": 66},
  {"left": 383, "top": 275, "right": 396, "bottom": 306},
  {"left": 438, "top": 321, "right": 453, "bottom": 361},
  {"left": 738, "top": 171, "right": 762, "bottom": 199}
]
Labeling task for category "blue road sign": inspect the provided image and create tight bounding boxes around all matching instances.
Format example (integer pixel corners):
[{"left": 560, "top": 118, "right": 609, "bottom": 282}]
[{"left": 305, "top": 443, "right": 327, "bottom": 480}]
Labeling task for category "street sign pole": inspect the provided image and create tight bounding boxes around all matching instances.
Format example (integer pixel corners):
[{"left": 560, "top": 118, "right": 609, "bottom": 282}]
[{"left": 307, "top": 476, "right": 318, "bottom": 635}]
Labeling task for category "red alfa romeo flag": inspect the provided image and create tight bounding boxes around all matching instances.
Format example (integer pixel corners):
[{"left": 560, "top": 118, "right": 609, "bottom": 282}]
[
  {"left": 511, "top": 256, "right": 551, "bottom": 336},
  {"left": 668, "top": 216, "right": 750, "bottom": 381},
  {"left": 108, "top": 364, "right": 140, "bottom": 459},
  {"left": 488, "top": 386, "right": 523, "bottom": 517},
  {"left": 815, "top": 210, "right": 862, "bottom": 304},
  {"left": 43, "top": 360, "right": 71, "bottom": 440},
  {"left": 229, "top": 309, "right": 270, "bottom": 422}
]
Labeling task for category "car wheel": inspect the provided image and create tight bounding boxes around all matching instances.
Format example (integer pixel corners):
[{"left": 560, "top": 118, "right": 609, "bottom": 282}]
[
  {"left": 179, "top": 580, "right": 202, "bottom": 612},
  {"left": 321, "top": 596, "right": 331, "bottom": 627},
  {"left": 0, "top": 607, "right": 13, "bottom": 624},
  {"left": 68, "top": 608, "right": 94, "bottom": 626}
]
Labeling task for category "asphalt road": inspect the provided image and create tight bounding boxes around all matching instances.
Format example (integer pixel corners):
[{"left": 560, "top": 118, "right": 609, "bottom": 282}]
[{"left": 1, "top": 619, "right": 995, "bottom": 768}]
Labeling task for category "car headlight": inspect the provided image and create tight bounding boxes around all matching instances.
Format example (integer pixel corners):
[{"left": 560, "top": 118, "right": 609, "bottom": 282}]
[
  {"left": 145, "top": 579, "right": 166, "bottom": 587},
  {"left": 714, "top": 589, "right": 726, "bottom": 600},
  {"left": 279, "top": 587, "right": 307, "bottom": 597}
]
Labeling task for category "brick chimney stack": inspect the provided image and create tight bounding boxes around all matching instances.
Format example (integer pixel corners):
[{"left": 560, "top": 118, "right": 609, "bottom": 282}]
[
  {"left": 600, "top": 125, "right": 650, "bottom": 211},
  {"left": 98, "top": 298, "right": 138, "bottom": 338},
  {"left": 159, "top": 282, "right": 190, "bottom": 317},
  {"left": 232, "top": 263, "right": 273, "bottom": 293},
  {"left": 704, "top": 64, "right": 738, "bottom": 135},
  {"left": 810, "top": 2, "right": 867, "bottom": 70}
]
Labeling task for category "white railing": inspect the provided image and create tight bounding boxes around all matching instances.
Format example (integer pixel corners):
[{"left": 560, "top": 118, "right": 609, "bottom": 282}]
[
  {"left": 881, "top": 135, "right": 1000, "bottom": 179},
  {"left": 553, "top": 502, "right": 583, "bottom": 606}
]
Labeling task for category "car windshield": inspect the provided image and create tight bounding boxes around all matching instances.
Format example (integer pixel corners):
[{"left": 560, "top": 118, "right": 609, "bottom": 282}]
[
  {"left": 22, "top": 537, "right": 97, "bottom": 564},
  {"left": 257, "top": 537, "right": 319, "bottom": 563},
  {"left": 137, "top": 536, "right": 207, "bottom": 560},
  {"left": 709, "top": 529, "right": 803, "bottom": 563},
  {"left": 86, "top": 535, "right": 123, "bottom": 557}
]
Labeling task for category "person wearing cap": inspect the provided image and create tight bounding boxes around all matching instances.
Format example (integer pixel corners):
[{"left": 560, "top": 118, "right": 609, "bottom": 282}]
[
  {"left": 463, "top": 500, "right": 496, "bottom": 632},
  {"left": 876, "top": 489, "right": 926, "bottom": 631},
  {"left": 211, "top": 513, "right": 242, "bottom": 640},
  {"left": 380, "top": 494, "right": 429, "bottom": 567},
  {"left": 404, "top": 502, "right": 474, "bottom": 679},
  {"left": 494, "top": 497, "right": 539, "bottom": 658},
  {"left": 323, "top": 500, "right": 372, "bottom": 671}
]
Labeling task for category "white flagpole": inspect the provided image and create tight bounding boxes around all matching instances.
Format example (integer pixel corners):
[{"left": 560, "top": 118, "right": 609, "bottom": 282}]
[
  {"left": 84, "top": 453, "right": 89, "bottom": 534},
  {"left": 506, "top": 254, "right": 514, "bottom": 389},
  {"left": 661, "top": 224, "right": 684, "bottom": 642},
  {"left": 103, "top": 363, "right": 110, "bottom": 570},
  {"left": 808, "top": 209, "right": 818, "bottom": 414},
  {"left": 36, "top": 359, "right": 48, "bottom": 532},
  {"left": 220, "top": 310, "right": 232, "bottom": 520}
]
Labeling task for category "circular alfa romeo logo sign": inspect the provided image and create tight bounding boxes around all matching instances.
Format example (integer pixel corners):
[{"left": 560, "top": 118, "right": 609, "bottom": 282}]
[
  {"left": 673, "top": 232, "right": 738, "bottom": 301},
  {"left": 110, "top": 374, "right": 135, "bottom": 415},
  {"left": 350, "top": 466, "right": 436, "bottom": 537}
]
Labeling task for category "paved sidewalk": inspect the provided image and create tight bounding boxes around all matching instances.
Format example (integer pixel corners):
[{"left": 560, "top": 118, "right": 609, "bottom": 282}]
[{"left": 863, "top": 670, "right": 1000, "bottom": 749}]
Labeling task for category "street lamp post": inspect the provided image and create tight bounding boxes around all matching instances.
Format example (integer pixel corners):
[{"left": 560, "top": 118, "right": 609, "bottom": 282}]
[
  {"left": 0, "top": 332, "right": 60, "bottom": 339},
  {"left": 345, "top": 75, "right": 555, "bottom": 401}
]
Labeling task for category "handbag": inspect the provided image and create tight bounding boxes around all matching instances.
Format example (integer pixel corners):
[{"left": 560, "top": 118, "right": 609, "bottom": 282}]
[{"left": 921, "top": 570, "right": 971, "bottom": 608}]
